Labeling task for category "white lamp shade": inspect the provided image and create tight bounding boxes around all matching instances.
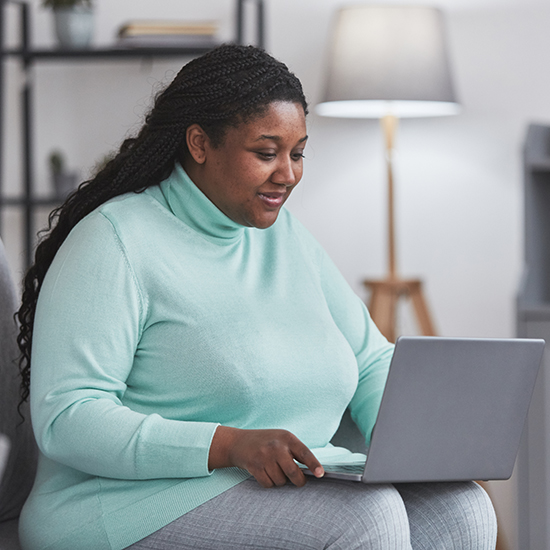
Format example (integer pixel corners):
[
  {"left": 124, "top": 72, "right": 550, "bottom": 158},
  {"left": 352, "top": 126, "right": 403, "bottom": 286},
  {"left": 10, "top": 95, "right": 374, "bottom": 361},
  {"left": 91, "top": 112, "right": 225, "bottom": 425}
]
[{"left": 316, "top": 5, "right": 460, "bottom": 119}]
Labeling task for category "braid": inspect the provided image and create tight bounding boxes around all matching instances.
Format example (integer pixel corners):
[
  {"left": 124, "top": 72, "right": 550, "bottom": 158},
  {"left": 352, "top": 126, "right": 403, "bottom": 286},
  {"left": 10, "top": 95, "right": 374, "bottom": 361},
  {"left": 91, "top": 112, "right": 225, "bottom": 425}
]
[{"left": 16, "top": 44, "right": 308, "bottom": 406}]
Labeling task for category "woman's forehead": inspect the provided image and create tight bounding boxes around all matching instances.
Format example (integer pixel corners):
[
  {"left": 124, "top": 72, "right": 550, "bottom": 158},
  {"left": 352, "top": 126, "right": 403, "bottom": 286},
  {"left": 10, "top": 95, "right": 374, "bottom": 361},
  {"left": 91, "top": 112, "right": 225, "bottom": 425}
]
[{"left": 233, "top": 102, "right": 307, "bottom": 138}]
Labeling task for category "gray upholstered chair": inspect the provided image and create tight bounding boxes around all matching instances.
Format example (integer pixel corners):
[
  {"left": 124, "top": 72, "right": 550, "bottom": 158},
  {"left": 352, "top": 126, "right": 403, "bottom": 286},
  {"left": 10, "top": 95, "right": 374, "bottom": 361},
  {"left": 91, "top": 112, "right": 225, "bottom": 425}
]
[{"left": 0, "top": 238, "right": 38, "bottom": 550}]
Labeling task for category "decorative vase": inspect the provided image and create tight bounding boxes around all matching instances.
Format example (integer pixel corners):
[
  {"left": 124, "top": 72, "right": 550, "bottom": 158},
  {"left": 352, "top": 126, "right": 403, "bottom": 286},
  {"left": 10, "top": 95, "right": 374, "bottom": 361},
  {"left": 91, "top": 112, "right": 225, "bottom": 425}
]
[{"left": 53, "top": 7, "right": 94, "bottom": 49}]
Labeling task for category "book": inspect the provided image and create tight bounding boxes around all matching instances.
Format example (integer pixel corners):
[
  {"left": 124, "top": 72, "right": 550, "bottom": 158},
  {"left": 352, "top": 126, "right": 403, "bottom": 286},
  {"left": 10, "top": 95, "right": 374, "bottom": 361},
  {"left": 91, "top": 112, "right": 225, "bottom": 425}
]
[
  {"left": 116, "top": 20, "right": 219, "bottom": 49},
  {"left": 118, "top": 20, "right": 219, "bottom": 38}
]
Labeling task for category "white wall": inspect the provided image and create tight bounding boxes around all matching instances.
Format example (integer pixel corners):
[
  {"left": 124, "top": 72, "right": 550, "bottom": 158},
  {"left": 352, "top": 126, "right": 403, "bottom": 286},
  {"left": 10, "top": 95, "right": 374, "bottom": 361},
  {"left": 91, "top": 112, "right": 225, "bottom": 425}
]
[{"left": 3, "top": 0, "right": 550, "bottom": 547}]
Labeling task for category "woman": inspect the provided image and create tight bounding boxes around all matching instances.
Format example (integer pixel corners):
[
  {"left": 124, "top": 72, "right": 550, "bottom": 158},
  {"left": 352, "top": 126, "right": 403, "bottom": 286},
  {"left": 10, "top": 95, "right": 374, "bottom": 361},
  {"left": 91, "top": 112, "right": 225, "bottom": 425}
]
[{"left": 16, "top": 44, "right": 497, "bottom": 550}]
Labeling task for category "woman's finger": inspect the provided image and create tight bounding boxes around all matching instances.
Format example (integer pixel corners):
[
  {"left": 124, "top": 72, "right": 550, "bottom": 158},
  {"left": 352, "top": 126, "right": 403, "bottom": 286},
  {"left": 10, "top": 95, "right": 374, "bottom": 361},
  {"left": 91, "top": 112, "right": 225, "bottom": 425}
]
[
  {"left": 252, "top": 468, "right": 275, "bottom": 489},
  {"left": 279, "top": 457, "right": 308, "bottom": 487},
  {"left": 264, "top": 463, "right": 290, "bottom": 487},
  {"left": 291, "top": 441, "right": 324, "bottom": 479}
]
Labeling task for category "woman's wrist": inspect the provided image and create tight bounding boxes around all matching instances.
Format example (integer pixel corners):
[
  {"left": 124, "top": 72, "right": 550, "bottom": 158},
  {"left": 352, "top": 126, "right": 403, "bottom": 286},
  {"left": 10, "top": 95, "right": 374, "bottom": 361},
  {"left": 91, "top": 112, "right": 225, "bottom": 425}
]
[{"left": 208, "top": 425, "right": 240, "bottom": 470}]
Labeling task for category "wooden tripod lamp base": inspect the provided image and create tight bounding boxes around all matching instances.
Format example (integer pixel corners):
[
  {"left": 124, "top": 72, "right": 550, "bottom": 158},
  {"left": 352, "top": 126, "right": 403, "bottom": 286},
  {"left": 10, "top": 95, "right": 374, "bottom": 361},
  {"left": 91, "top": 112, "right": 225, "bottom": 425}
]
[{"left": 363, "top": 278, "right": 436, "bottom": 343}]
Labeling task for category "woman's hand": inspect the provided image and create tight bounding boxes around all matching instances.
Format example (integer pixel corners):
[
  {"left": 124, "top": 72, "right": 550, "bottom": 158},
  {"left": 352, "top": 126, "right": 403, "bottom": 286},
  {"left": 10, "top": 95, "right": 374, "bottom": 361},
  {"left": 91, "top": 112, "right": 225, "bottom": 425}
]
[{"left": 208, "top": 426, "right": 324, "bottom": 488}]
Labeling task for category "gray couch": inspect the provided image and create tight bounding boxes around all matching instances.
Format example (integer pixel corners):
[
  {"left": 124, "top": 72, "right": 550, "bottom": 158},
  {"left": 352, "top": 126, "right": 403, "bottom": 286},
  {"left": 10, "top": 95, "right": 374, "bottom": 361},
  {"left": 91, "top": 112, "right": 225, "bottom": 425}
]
[{"left": 0, "top": 238, "right": 38, "bottom": 550}]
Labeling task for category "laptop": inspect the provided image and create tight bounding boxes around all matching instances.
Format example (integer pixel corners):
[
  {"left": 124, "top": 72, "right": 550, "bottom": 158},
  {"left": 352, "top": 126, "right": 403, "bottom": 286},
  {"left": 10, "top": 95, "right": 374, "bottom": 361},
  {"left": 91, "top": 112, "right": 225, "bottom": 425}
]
[{"left": 302, "top": 336, "right": 545, "bottom": 483}]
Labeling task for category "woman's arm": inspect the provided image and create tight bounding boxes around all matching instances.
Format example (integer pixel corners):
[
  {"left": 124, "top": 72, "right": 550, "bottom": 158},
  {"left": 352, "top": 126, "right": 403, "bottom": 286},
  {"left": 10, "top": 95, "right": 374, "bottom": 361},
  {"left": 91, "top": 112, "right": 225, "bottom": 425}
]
[
  {"left": 291, "top": 219, "right": 394, "bottom": 445},
  {"left": 319, "top": 250, "right": 394, "bottom": 443},
  {"left": 30, "top": 212, "right": 219, "bottom": 480}
]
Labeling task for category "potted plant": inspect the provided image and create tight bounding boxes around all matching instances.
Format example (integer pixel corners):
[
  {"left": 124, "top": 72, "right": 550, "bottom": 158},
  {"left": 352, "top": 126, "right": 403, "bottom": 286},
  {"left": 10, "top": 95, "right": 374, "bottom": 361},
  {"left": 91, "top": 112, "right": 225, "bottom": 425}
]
[
  {"left": 48, "top": 150, "right": 79, "bottom": 199},
  {"left": 42, "top": 0, "right": 94, "bottom": 49}
]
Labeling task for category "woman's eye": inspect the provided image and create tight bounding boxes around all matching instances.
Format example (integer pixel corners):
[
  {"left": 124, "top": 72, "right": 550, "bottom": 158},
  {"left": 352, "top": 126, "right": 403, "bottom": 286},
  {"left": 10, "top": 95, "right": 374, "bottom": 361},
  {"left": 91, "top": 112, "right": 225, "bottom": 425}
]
[
  {"left": 292, "top": 152, "right": 305, "bottom": 161},
  {"left": 257, "top": 152, "right": 276, "bottom": 160}
]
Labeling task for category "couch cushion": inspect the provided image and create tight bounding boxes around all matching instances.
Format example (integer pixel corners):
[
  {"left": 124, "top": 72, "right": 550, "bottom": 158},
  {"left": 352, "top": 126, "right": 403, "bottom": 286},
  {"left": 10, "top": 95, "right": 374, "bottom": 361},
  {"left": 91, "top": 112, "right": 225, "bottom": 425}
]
[
  {"left": 330, "top": 408, "right": 368, "bottom": 454},
  {"left": 0, "top": 239, "right": 37, "bottom": 522},
  {"left": 0, "top": 518, "right": 22, "bottom": 550}
]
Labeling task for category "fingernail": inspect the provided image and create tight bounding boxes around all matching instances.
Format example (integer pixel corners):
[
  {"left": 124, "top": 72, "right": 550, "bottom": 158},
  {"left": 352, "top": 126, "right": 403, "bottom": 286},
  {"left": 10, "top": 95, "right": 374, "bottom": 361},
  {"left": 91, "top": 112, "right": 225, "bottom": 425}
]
[{"left": 314, "top": 467, "right": 324, "bottom": 478}]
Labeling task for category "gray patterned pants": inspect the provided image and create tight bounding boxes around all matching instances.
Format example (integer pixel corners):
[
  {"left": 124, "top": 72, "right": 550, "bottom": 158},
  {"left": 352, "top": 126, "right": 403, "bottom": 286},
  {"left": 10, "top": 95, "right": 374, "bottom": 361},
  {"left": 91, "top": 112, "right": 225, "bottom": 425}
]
[{"left": 127, "top": 477, "right": 497, "bottom": 549}]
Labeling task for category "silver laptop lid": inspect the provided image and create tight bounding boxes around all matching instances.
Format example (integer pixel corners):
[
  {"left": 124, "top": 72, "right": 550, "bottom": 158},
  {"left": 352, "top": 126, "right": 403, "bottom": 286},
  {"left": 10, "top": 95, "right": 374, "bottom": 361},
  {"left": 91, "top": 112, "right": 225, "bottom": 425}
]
[{"left": 363, "top": 336, "right": 544, "bottom": 483}]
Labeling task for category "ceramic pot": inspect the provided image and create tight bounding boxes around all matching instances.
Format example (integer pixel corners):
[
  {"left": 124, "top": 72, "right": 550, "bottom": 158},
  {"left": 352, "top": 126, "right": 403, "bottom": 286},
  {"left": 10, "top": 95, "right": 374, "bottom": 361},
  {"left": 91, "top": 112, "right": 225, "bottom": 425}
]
[{"left": 54, "top": 7, "right": 94, "bottom": 49}]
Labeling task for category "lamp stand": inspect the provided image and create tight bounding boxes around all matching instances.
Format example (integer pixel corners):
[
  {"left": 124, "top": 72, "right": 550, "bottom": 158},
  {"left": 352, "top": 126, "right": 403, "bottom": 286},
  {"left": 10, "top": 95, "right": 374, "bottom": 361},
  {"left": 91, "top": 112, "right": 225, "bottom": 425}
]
[{"left": 363, "top": 115, "right": 436, "bottom": 343}]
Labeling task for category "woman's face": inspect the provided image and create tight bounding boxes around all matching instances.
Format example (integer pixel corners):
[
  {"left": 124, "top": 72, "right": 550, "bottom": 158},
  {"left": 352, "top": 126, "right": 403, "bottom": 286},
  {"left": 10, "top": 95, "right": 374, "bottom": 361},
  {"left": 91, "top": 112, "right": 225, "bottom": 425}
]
[{"left": 185, "top": 101, "right": 307, "bottom": 229}]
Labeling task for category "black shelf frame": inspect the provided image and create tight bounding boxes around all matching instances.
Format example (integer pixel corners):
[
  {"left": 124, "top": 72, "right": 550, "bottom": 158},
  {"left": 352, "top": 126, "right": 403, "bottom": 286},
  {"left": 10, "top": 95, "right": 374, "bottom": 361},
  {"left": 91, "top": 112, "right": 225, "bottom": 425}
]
[
  {"left": 0, "top": 0, "right": 265, "bottom": 269},
  {"left": 3, "top": 46, "right": 218, "bottom": 59}
]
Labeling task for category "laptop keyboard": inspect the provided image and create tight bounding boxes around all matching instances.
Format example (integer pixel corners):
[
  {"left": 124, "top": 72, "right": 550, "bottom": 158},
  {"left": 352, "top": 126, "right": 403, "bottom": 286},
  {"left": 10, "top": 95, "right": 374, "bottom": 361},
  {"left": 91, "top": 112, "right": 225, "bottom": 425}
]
[
  {"left": 299, "top": 462, "right": 366, "bottom": 475},
  {"left": 323, "top": 463, "right": 365, "bottom": 475}
]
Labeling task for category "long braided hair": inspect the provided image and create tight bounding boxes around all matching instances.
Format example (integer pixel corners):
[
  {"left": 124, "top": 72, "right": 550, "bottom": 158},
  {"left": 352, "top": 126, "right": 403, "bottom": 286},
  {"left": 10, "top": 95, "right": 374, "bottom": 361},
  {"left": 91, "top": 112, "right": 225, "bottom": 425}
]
[{"left": 16, "top": 44, "right": 308, "bottom": 403}]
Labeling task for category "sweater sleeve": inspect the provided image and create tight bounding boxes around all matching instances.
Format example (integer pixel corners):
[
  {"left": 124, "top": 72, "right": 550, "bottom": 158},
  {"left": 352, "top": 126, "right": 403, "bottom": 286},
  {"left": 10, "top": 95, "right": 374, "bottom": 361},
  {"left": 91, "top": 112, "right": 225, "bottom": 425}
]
[
  {"left": 312, "top": 237, "right": 394, "bottom": 445},
  {"left": 301, "top": 224, "right": 394, "bottom": 445},
  {"left": 30, "top": 212, "right": 219, "bottom": 480}
]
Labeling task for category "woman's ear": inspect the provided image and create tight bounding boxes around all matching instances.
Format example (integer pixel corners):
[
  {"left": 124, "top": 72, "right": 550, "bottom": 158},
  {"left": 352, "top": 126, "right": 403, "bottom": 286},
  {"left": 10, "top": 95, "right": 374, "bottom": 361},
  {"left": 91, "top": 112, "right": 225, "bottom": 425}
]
[{"left": 186, "top": 124, "right": 209, "bottom": 165}]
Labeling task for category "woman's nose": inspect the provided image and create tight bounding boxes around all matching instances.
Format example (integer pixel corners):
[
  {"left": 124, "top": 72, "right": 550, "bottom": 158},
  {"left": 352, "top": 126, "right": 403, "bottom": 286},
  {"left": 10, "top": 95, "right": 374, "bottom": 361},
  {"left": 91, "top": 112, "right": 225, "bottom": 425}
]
[{"left": 272, "top": 158, "right": 297, "bottom": 186}]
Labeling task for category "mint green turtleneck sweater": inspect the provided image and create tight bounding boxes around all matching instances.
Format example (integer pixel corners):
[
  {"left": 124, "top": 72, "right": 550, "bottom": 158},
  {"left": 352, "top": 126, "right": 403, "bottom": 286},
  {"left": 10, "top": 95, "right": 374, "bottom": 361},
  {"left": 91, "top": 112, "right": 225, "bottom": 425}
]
[{"left": 20, "top": 164, "right": 394, "bottom": 550}]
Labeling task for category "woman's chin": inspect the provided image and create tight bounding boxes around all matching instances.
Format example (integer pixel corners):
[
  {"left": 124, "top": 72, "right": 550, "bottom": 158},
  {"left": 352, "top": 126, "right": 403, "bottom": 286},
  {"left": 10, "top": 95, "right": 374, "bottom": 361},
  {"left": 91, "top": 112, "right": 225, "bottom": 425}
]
[{"left": 248, "top": 210, "right": 281, "bottom": 229}]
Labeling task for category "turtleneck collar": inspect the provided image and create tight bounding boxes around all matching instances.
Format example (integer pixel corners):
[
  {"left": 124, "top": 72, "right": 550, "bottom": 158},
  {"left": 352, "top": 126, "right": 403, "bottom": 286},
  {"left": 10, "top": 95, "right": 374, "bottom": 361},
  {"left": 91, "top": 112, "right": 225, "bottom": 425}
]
[{"left": 156, "top": 163, "right": 245, "bottom": 244}]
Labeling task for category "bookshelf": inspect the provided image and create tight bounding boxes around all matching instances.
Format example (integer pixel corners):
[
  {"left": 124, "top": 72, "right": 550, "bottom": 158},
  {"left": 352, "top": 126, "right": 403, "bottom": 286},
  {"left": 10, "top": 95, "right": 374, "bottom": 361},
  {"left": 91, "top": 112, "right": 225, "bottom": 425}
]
[{"left": 0, "top": 0, "right": 265, "bottom": 269}]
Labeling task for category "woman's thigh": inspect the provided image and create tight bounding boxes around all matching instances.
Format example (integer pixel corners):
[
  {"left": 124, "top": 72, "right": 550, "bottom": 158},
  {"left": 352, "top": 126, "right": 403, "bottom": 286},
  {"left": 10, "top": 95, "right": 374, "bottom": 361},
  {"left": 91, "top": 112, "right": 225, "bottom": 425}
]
[
  {"left": 395, "top": 481, "right": 497, "bottom": 550},
  {"left": 127, "top": 477, "right": 412, "bottom": 550}
]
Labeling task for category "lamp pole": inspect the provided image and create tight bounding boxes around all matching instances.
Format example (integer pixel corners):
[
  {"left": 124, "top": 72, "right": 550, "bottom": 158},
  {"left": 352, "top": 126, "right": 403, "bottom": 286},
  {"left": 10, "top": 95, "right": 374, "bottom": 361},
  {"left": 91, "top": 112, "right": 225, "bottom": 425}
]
[
  {"left": 363, "top": 115, "right": 437, "bottom": 343},
  {"left": 382, "top": 114, "right": 398, "bottom": 281}
]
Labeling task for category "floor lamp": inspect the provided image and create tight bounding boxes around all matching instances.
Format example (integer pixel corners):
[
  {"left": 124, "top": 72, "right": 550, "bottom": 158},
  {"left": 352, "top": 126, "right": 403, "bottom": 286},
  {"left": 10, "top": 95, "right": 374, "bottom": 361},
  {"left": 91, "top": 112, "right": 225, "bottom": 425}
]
[{"left": 316, "top": 6, "right": 460, "bottom": 343}]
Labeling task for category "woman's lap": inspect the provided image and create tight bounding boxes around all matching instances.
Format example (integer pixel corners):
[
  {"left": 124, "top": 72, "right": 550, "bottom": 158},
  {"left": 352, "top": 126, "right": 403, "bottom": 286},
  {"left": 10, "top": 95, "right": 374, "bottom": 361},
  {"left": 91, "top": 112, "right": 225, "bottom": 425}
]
[
  {"left": 126, "top": 478, "right": 496, "bottom": 550},
  {"left": 395, "top": 482, "right": 497, "bottom": 550}
]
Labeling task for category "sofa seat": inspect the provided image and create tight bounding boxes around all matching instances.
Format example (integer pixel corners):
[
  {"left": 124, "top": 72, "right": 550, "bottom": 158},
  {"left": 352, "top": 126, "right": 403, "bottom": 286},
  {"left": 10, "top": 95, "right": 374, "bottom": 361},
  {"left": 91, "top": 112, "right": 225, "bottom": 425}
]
[{"left": 0, "top": 519, "right": 21, "bottom": 550}]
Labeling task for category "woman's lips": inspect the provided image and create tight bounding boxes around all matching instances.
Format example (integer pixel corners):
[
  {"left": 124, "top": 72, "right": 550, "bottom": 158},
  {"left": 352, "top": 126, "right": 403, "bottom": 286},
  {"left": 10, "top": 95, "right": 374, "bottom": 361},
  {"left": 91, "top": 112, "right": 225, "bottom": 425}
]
[{"left": 258, "top": 192, "right": 285, "bottom": 209}]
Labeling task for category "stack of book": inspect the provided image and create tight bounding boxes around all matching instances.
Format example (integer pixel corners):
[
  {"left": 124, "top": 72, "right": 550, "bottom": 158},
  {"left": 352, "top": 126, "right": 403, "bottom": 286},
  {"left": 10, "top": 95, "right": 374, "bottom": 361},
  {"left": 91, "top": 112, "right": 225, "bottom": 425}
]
[{"left": 117, "top": 20, "right": 219, "bottom": 48}]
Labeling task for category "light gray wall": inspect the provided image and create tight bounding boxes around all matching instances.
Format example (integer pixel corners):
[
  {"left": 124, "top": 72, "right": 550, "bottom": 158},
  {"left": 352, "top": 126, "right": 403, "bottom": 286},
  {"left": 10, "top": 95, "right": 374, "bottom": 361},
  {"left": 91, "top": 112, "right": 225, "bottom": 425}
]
[{"left": 3, "top": 0, "right": 550, "bottom": 548}]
